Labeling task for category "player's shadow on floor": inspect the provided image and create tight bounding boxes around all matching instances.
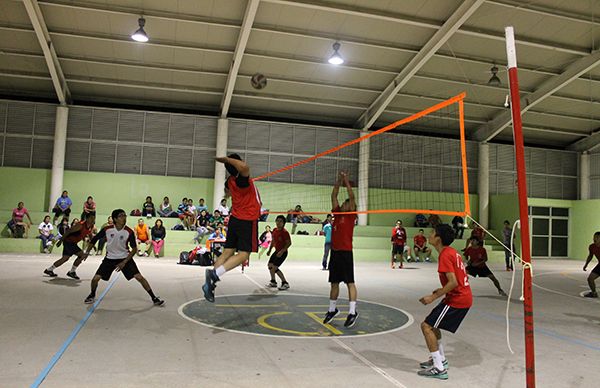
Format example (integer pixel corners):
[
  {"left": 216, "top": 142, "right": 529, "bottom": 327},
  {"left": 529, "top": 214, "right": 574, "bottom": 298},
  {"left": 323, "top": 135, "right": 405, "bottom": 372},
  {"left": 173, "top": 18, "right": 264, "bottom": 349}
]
[
  {"left": 563, "top": 312, "right": 600, "bottom": 325},
  {"left": 43, "top": 278, "right": 82, "bottom": 287}
]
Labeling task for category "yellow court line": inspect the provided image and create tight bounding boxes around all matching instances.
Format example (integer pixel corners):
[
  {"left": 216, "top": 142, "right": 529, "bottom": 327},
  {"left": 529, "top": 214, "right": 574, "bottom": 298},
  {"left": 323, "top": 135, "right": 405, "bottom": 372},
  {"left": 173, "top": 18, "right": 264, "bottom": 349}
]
[
  {"left": 304, "top": 312, "right": 344, "bottom": 335},
  {"left": 257, "top": 312, "right": 321, "bottom": 336}
]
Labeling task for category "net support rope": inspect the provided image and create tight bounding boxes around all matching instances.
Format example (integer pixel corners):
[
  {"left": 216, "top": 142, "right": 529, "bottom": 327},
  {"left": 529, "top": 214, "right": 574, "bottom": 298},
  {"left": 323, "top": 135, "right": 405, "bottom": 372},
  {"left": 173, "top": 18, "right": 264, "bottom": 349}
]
[{"left": 465, "top": 215, "right": 533, "bottom": 354}]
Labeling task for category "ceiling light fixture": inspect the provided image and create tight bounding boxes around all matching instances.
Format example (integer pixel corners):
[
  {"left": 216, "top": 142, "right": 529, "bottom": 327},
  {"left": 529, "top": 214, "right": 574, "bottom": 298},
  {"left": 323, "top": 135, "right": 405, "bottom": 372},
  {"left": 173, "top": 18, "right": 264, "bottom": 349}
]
[
  {"left": 131, "top": 17, "right": 149, "bottom": 43},
  {"left": 487, "top": 63, "right": 501, "bottom": 86},
  {"left": 328, "top": 42, "right": 344, "bottom": 65}
]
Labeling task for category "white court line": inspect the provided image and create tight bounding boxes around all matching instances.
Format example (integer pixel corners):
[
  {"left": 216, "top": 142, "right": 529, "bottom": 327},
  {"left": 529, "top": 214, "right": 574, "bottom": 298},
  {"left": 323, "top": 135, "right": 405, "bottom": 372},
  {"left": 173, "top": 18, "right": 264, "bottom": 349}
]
[
  {"left": 333, "top": 338, "right": 408, "bottom": 388},
  {"left": 243, "top": 272, "right": 276, "bottom": 294}
]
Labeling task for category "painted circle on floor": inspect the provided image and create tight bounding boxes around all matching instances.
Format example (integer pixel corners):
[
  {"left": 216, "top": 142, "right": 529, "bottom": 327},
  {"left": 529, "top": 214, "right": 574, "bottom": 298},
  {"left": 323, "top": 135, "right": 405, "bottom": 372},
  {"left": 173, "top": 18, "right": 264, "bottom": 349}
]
[{"left": 179, "top": 293, "right": 413, "bottom": 338}]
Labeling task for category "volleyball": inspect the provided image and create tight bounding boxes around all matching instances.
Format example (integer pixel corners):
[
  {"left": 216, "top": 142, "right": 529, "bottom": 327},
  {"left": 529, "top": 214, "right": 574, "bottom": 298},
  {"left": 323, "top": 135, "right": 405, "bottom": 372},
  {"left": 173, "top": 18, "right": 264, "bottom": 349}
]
[{"left": 250, "top": 73, "right": 267, "bottom": 89}]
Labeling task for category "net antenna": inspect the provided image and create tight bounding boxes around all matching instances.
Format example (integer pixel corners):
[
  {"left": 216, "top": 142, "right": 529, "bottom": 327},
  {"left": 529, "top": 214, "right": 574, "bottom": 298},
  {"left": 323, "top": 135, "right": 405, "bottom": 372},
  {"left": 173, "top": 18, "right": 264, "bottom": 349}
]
[{"left": 505, "top": 26, "right": 536, "bottom": 388}]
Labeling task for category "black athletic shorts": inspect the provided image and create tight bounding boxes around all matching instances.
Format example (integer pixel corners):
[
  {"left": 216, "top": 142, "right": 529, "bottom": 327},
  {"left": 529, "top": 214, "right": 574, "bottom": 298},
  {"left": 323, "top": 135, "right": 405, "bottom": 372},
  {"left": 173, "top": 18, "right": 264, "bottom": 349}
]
[
  {"left": 62, "top": 241, "right": 82, "bottom": 257},
  {"left": 425, "top": 301, "right": 470, "bottom": 333},
  {"left": 392, "top": 244, "right": 404, "bottom": 255},
  {"left": 591, "top": 263, "right": 600, "bottom": 276},
  {"left": 329, "top": 250, "right": 354, "bottom": 284},
  {"left": 467, "top": 264, "right": 493, "bottom": 277},
  {"left": 95, "top": 258, "right": 140, "bottom": 281},
  {"left": 268, "top": 250, "right": 288, "bottom": 267},
  {"left": 224, "top": 216, "right": 258, "bottom": 253}
]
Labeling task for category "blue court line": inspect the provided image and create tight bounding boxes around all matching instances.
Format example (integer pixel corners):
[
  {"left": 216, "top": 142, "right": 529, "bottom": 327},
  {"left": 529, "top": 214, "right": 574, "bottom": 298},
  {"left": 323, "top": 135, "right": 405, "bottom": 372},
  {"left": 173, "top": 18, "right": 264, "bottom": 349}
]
[{"left": 31, "top": 274, "right": 120, "bottom": 388}]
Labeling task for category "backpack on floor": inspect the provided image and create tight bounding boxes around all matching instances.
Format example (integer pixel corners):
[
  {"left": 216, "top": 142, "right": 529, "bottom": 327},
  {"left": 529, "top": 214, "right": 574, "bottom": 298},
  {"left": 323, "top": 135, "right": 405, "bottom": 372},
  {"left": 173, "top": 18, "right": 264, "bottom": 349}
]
[
  {"left": 198, "top": 252, "right": 213, "bottom": 266},
  {"left": 178, "top": 251, "right": 191, "bottom": 265}
]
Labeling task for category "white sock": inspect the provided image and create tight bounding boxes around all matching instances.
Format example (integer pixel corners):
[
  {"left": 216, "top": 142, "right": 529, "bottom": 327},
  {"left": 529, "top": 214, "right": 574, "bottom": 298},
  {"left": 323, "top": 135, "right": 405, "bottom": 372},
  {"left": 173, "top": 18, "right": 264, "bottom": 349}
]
[
  {"left": 438, "top": 342, "right": 445, "bottom": 360},
  {"left": 431, "top": 350, "right": 444, "bottom": 370},
  {"left": 70, "top": 265, "right": 78, "bottom": 272},
  {"left": 349, "top": 301, "right": 357, "bottom": 314},
  {"left": 47, "top": 265, "right": 56, "bottom": 271},
  {"left": 215, "top": 265, "right": 226, "bottom": 278},
  {"left": 328, "top": 299, "right": 337, "bottom": 312}
]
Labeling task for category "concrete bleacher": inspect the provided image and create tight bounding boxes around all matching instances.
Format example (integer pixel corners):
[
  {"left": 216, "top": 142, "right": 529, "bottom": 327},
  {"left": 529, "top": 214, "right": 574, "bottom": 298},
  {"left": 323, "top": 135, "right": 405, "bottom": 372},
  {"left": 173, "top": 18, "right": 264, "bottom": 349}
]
[{"left": 0, "top": 210, "right": 507, "bottom": 263}]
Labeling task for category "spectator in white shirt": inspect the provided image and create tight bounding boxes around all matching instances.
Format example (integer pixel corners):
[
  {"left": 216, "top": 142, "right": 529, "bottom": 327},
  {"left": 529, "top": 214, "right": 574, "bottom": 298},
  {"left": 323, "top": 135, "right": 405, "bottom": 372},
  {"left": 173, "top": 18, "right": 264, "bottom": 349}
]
[
  {"left": 217, "top": 198, "right": 229, "bottom": 216},
  {"left": 38, "top": 215, "right": 56, "bottom": 253}
]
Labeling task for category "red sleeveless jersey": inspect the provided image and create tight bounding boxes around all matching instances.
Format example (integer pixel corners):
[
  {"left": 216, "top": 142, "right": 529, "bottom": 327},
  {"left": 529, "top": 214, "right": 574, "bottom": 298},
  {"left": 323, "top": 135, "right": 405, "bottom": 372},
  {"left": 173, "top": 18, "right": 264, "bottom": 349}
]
[
  {"left": 64, "top": 220, "right": 94, "bottom": 243},
  {"left": 331, "top": 205, "right": 356, "bottom": 251},
  {"left": 228, "top": 175, "right": 262, "bottom": 221}
]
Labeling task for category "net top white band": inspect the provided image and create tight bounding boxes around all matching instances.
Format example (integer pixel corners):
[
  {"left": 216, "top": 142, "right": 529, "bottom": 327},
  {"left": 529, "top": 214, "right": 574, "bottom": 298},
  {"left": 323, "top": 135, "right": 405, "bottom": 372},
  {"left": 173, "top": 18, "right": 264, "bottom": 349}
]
[{"left": 505, "top": 26, "right": 517, "bottom": 69}]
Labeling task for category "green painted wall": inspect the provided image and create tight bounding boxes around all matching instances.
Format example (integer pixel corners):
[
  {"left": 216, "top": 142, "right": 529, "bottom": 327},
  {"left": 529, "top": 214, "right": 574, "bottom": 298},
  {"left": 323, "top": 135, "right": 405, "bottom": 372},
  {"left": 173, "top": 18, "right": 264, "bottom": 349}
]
[
  {"left": 0, "top": 167, "right": 213, "bottom": 215},
  {"left": 570, "top": 199, "right": 600, "bottom": 260}
]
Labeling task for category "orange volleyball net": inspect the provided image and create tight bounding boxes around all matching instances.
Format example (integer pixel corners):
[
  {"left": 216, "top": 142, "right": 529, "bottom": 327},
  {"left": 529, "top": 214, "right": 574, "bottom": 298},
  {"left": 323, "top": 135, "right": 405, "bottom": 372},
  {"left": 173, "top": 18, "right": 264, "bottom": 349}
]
[{"left": 252, "top": 92, "right": 471, "bottom": 219}]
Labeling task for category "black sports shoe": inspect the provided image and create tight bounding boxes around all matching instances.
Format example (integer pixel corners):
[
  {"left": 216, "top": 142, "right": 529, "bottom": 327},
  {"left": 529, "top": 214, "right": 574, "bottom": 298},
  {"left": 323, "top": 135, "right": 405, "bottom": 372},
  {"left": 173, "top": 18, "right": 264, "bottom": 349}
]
[
  {"left": 153, "top": 297, "right": 165, "bottom": 306},
  {"left": 66, "top": 271, "right": 80, "bottom": 280},
  {"left": 202, "top": 268, "right": 219, "bottom": 303},
  {"left": 323, "top": 308, "right": 339, "bottom": 324},
  {"left": 44, "top": 269, "right": 57, "bottom": 277},
  {"left": 84, "top": 295, "right": 95, "bottom": 304},
  {"left": 344, "top": 312, "right": 359, "bottom": 328}
]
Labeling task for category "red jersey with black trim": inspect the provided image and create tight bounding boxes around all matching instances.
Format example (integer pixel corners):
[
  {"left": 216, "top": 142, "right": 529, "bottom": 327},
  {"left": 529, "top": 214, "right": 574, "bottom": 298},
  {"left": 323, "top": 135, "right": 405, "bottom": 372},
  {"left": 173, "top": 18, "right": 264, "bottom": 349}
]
[
  {"left": 64, "top": 220, "right": 94, "bottom": 243},
  {"left": 228, "top": 175, "right": 261, "bottom": 221},
  {"left": 271, "top": 227, "right": 291, "bottom": 252},
  {"left": 589, "top": 243, "right": 600, "bottom": 260},
  {"left": 464, "top": 246, "right": 488, "bottom": 266},
  {"left": 391, "top": 226, "right": 407, "bottom": 245},
  {"left": 331, "top": 206, "right": 357, "bottom": 251},
  {"left": 414, "top": 234, "right": 427, "bottom": 248},
  {"left": 438, "top": 246, "right": 472, "bottom": 309}
]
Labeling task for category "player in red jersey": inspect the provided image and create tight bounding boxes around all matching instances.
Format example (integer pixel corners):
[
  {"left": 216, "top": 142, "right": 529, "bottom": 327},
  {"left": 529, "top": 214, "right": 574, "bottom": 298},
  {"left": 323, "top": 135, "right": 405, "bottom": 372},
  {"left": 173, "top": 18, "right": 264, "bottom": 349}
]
[
  {"left": 418, "top": 224, "right": 472, "bottom": 380},
  {"left": 583, "top": 231, "right": 600, "bottom": 298},
  {"left": 413, "top": 229, "right": 432, "bottom": 262},
  {"left": 43, "top": 214, "right": 96, "bottom": 280},
  {"left": 464, "top": 237, "right": 507, "bottom": 297},
  {"left": 203, "top": 154, "right": 262, "bottom": 302},
  {"left": 266, "top": 215, "right": 292, "bottom": 291},
  {"left": 322, "top": 172, "right": 359, "bottom": 328},
  {"left": 391, "top": 220, "right": 407, "bottom": 269}
]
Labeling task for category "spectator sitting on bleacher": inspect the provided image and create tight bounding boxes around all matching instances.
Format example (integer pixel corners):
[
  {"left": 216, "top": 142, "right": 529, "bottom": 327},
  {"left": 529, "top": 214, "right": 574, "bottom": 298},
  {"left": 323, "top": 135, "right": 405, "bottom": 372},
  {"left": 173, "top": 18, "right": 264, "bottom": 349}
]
[
  {"left": 414, "top": 213, "right": 428, "bottom": 228},
  {"left": 217, "top": 198, "right": 229, "bottom": 216},
  {"left": 197, "top": 198, "right": 208, "bottom": 214},
  {"left": 52, "top": 191, "right": 72, "bottom": 224},
  {"left": 194, "top": 209, "right": 212, "bottom": 244},
  {"left": 206, "top": 226, "right": 226, "bottom": 257},
  {"left": 452, "top": 215, "right": 465, "bottom": 239},
  {"left": 428, "top": 213, "right": 442, "bottom": 228},
  {"left": 8, "top": 201, "right": 32, "bottom": 238},
  {"left": 134, "top": 218, "right": 152, "bottom": 257},
  {"left": 81, "top": 196, "right": 96, "bottom": 220},
  {"left": 150, "top": 219, "right": 166, "bottom": 258},
  {"left": 38, "top": 215, "right": 55, "bottom": 253},
  {"left": 142, "top": 196, "right": 156, "bottom": 218},
  {"left": 158, "top": 196, "right": 178, "bottom": 218},
  {"left": 209, "top": 210, "right": 224, "bottom": 230},
  {"left": 56, "top": 217, "right": 70, "bottom": 239},
  {"left": 177, "top": 197, "right": 194, "bottom": 230}
]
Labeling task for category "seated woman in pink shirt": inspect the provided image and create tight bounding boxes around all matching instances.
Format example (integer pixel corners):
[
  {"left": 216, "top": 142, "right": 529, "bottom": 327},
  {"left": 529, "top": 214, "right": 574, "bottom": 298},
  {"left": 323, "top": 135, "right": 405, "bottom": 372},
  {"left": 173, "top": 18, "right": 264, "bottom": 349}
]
[{"left": 9, "top": 201, "right": 33, "bottom": 238}]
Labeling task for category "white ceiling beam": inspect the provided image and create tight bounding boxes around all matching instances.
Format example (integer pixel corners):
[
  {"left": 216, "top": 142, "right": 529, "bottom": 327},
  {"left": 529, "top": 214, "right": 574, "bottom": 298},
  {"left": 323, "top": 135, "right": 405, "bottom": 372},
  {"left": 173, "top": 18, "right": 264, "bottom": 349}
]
[
  {"left": 472, "top": 49, "right": 600, "bottom": 142},
  {"left": 354, "top": 0, "right": 485, "bottom": 130},
  {"left": 220, "top": 0, "right": 260, "bottom": 118},
  {"left": 487, "top": 0, "right": 599, "bottom": 25},
  {"left": 21, "top": 0, "right": 70, "bottom": 104},
  {"left": 262, "top": 0, "right": 588, "bottom": 56},
  {"left": 567, "top": 129, "right": 600, "bottom": 152}
]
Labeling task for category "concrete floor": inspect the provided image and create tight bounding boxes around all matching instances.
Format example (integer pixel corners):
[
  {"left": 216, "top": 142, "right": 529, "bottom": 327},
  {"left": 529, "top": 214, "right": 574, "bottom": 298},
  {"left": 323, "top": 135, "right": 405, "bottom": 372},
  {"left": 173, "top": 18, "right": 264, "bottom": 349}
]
[{"left": 1, "top": 253, "right": 599, "bottom": 388}]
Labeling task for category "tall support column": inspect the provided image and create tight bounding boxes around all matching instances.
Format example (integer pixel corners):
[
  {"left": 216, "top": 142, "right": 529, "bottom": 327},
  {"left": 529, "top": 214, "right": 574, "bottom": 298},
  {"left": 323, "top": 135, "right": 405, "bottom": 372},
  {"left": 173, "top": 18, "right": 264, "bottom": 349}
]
[
  {"left": 213, "top": 118, "right": 228, "bottom": 212},
  {"left": 580, "top": 151, "right": 590, "bottom": 200},
  {"left": 357, "top": 131, "right": 369, "bottom": 226},
  {"left": 477, "top": 142, "right": 490, "bottom": 228},
  {"left": 49, "top": 105, "right": 68, "bottom": 213}
]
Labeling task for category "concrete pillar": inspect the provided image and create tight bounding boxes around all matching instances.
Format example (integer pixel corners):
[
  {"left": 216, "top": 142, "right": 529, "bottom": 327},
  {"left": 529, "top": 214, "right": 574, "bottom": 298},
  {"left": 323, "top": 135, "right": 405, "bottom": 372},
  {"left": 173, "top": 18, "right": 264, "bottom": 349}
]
[
  {"left": 49, "top": 105, "right": 68, "bottom": 213},
  {"left": 580, "top": 151, "right": 590, "bottom": 200},
  {"left": 213, "top": 118, "right": 228, "bottom": 212},
  {"left": 357, "top": 131, "right": 369, "bottom": 226},
  {"left": 478, "top": 142, "right": 489, "bottom": 228}
]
